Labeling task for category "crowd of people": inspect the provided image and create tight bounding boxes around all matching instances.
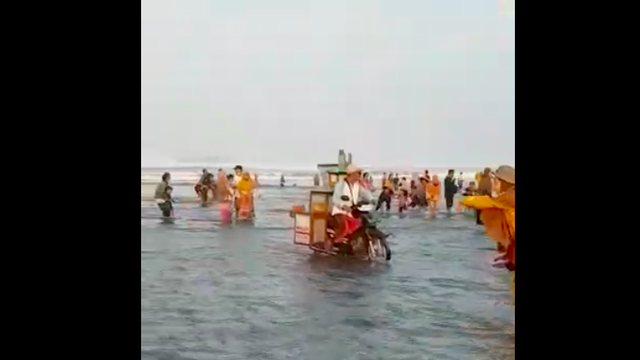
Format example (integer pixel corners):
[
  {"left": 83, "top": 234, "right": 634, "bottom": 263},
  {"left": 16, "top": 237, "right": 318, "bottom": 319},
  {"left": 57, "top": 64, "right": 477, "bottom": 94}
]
[
  {"left": 152, "top": 163, "right": 515, "bottom": 303},
  {"left": 372, "top": 169, "right": 476, "bottom": 218},
  {"left": 357, "top": 166, "right": 516, "bottom": 301},
  {"left": 154, "top": 165, "right": 258, "bottom": 222}
]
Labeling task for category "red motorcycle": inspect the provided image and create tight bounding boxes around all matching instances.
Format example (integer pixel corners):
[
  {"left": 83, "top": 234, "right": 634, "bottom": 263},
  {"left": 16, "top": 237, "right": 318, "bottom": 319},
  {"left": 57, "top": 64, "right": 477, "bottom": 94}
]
[{"left": 315, "top": 196, "right": 392, "bottom": 261}]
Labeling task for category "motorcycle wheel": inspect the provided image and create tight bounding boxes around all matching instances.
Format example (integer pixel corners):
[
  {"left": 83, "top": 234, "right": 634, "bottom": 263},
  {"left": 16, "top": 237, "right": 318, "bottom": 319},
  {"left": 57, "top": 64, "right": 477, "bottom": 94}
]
[{"left": 367, "top": 235, "right": 391, "bottom": 261}]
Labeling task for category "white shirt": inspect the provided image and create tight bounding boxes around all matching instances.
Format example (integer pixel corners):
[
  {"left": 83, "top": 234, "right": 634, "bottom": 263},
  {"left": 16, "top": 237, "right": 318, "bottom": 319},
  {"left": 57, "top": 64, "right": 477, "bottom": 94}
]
[{"left": 331, "top": 180, "right": 361, "bottom": 216}]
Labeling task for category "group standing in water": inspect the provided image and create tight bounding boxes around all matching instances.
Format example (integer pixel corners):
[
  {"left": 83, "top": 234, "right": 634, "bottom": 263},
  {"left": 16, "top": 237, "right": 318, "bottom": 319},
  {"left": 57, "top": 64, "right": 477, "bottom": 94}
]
[
  {"left": 152, "top": 164, "right": 515, "bottom": 307},
  {"left": 154, "top": 165, "right": 257, "bottom": 223},
  {"left": 376, "top": 169, "right": 467, "bottom": 218}
]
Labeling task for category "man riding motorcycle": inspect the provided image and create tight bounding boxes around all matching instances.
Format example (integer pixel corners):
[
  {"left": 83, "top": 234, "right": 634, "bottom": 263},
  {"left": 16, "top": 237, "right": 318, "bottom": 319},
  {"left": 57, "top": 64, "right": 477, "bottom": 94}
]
[{"left": 325, "top": 164, "right": 373, "bottom": 252}]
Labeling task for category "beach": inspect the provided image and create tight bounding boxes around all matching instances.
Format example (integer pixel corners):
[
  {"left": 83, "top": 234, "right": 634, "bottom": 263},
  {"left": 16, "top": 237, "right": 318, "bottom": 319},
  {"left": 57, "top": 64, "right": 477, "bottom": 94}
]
[{"left": 141, "top": 183, "right": 514, "bottom": 360}]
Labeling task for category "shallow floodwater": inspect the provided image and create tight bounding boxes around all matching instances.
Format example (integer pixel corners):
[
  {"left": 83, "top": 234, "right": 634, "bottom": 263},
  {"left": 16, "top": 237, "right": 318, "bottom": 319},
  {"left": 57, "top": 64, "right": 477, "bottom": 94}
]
[{"left": 141, "top": 186, "right": 514, "bottom": 360}]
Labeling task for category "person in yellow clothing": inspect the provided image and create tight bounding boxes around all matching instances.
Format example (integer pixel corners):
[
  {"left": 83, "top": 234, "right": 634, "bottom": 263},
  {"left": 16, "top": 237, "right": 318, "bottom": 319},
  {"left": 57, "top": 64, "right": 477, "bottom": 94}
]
[
  {"left": 235, "top": 172, "right": 256, "bottom": 220},
  {"left": 425, "top": 175, "right": 441, "bottom": 218},
  {"left": 463, "top": 165, "right": 515, "bottom": 299}
]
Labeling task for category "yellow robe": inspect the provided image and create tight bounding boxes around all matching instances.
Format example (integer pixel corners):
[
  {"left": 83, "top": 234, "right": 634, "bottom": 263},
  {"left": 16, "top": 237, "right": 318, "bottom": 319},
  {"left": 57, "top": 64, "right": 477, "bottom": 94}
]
[
  {"left": 236, "top": 176, "right": 255, "bottom": 216},
  {"left": 463, "top": 191, "right": 515, "bottom": 299}
]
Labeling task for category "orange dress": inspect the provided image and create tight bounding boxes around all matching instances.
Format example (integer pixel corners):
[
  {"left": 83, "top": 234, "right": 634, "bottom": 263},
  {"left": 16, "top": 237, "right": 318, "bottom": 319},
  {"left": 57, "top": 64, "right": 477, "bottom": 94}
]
[
  {"left": 426, "top": 182, "right": 441, "bottom": 202},
  {"left": 236, "top": 175, "right": 255, "bottom": 219}
]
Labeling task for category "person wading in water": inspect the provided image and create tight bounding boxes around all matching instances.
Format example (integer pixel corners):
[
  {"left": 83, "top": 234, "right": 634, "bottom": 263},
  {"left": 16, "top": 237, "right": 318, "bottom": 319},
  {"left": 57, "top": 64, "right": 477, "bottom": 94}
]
[
  {"left": 195, "top": 169, "right": 214, "bottom": 203},
  {"left": 444, "top": 169, "right": 458, "bottom": 214},
  {"left": 155, "top": 172, "right": 173, "bottom": 218},
  {"left": 477, "top": 167, "right": 493, "bottom": 225},
  {"left": 216, "top": 170, "right": 234, "bottom": 223}
]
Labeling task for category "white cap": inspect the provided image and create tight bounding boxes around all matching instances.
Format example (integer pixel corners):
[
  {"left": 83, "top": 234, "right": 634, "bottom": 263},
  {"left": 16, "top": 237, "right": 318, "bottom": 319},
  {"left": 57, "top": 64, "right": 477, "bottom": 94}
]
[{"left": 346, "top": 164, "right": 362, "bottom": 174}]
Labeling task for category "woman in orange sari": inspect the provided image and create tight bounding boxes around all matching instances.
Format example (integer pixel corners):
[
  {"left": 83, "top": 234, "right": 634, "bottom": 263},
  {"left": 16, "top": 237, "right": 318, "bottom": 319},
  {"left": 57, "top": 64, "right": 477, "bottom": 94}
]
[
  {"left": 426, "top": 175, "right": 441, "bottom": 218},
  {"left": 236, "top": 172, "right": 255, "bottom": 220},
  {"left": 216, "top": 170, "right": 234, "bottom": 223},
  {"left": 463, "top": 165, "right": 515, "bottom": 298}
]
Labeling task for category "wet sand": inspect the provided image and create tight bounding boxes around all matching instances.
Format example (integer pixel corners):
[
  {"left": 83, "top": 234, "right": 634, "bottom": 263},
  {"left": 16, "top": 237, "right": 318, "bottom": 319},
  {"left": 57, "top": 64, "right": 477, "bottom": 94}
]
[{"left": 141, "top": 185, "right": 514, "bottom": 360}]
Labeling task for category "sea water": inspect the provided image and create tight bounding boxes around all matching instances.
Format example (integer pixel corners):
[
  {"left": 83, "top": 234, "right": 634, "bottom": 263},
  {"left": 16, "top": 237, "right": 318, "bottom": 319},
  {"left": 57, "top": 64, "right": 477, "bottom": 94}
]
[{"left": 141, "top": 184, "right": 514, "bottom": 360}]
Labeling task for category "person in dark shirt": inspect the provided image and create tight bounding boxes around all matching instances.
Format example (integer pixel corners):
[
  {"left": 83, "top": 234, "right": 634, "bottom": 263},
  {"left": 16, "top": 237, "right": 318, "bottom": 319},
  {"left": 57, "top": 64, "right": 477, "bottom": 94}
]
[
  {"left": 376, "top": 187, "right": 392, "bottom": 212},
  {"left": 444, "top": 169, "right": 458, "bottom": 212}
]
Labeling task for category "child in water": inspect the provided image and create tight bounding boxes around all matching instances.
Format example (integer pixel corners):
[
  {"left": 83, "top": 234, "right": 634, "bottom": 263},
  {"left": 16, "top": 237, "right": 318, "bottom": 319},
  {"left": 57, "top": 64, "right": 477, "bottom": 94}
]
[
  {"left": 463, "top": 181, "right": 478, "bottom": 196},
  {"left": 160, "top": 186, "right": 175, "bottom": 218}
]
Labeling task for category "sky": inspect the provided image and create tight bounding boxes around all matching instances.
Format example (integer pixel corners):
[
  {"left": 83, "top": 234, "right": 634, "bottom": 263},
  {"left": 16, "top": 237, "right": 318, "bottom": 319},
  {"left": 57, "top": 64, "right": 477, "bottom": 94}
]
[{"left": 141, "top": 0, "right": 515, "bottom": 168}]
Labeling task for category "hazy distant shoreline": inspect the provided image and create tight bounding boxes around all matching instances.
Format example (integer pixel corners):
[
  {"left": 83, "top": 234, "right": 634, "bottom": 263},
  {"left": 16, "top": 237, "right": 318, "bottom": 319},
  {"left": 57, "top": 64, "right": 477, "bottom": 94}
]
[{"left": 141, "top": 165, "right": 510, "bottom": 173}]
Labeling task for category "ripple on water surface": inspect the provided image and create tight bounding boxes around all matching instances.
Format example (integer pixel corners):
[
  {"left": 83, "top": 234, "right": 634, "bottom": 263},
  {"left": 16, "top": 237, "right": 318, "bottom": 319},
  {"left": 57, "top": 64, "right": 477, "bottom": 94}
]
[{"left": 141, "top": 187, "right": 514, "bottom": 360}]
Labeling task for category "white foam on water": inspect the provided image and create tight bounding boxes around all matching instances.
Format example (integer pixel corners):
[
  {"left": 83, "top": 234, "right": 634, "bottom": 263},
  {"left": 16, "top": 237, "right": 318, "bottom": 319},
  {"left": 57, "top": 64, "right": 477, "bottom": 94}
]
[{"left": 141, "top": 166, "right": 486, "bottom": 188}]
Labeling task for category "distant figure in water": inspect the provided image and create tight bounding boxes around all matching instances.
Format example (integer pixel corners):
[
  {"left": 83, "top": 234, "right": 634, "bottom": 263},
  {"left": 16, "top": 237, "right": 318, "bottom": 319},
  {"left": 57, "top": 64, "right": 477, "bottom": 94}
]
[
  {"left": 194, "top": 169, "right": 208, "bottom": 200},
  {"left": 426, "top": 175, "right": 441, "bottom": 218},
  {"left": 280, "top": 174, "right": 286, "bottom": 187},
  {"left": 155, "top": 172, "right": 174, "bottom": 219},
  {"left": 376, "top": 187, "right": 392, "bottom": 212},
  {"left": 236, "top": 172, "right": 256, "bottom": 219},
  {"left": 313, "top": 173, "right": 320, "bottom": 186},
  {"left": 216, "top": 170, "right": 233, "bottom": 223},
  {"left": 398, "top": 189, "right": 409, "bottom": 213},
  {"left": 233, "top": 165, "right": 243, "bottom": 186},
  {"left": 477, "top": 167, "right": 493, "bottom": 225},
  {"left": 162, "top": 186, "right": 175, "bottom": 218}
]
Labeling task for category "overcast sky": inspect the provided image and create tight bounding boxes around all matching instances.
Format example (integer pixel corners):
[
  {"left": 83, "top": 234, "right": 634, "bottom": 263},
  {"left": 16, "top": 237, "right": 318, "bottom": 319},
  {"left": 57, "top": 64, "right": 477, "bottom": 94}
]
[{"left": 142, "top": 0, "right": 514, "bottom": 168}]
